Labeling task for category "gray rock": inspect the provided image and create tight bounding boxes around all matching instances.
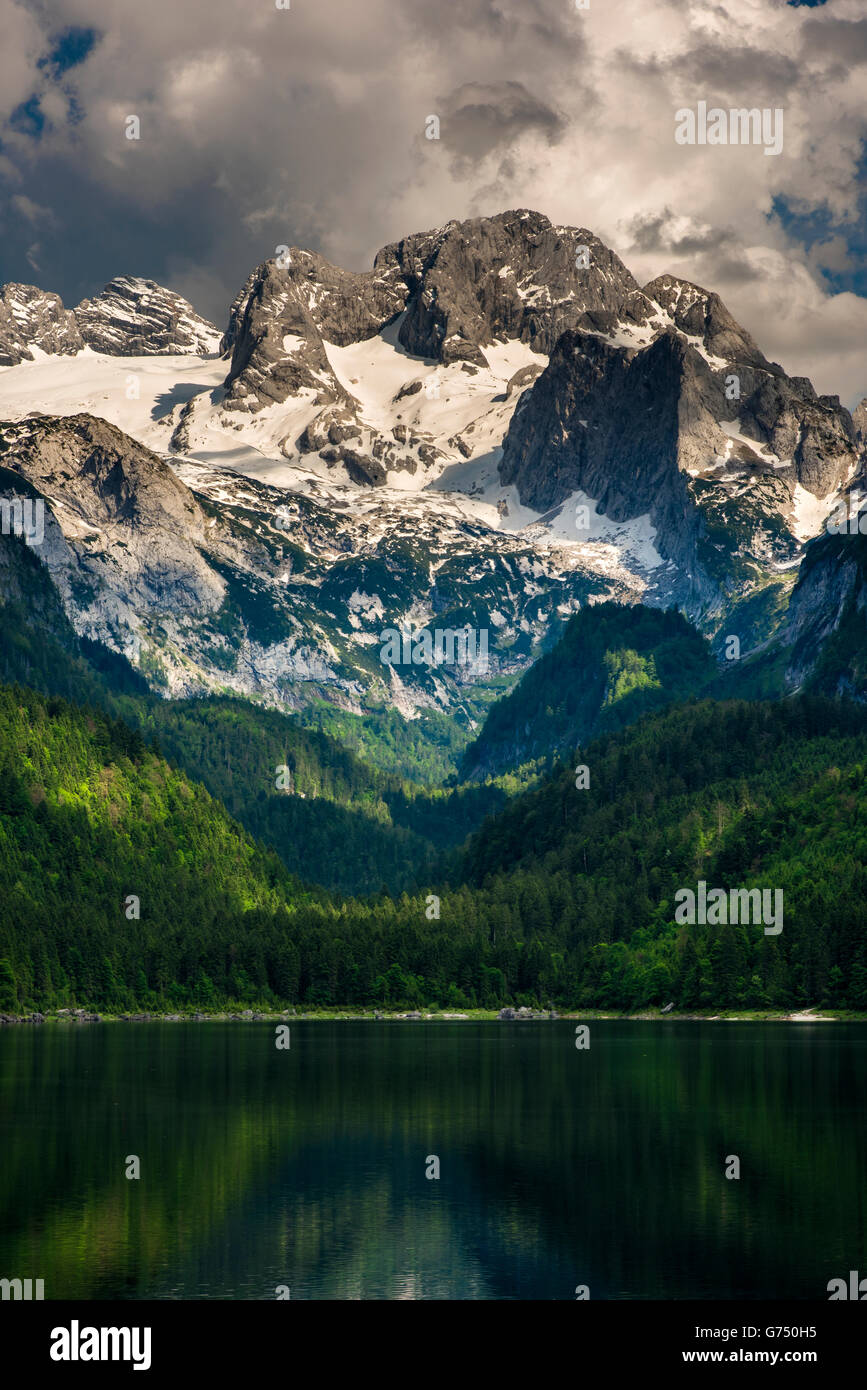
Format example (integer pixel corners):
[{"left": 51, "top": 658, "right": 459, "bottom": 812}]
[
  {"left": 0, "top": 412, "right": 228, "bottom": 669},
  {"left": 74, "top": 277, "right": 220, "bottom": 356},
  {"left": 0, "top": 283, "right": 82, "bottom": 365},
  {"left": 499, "top": 316, "right": 857, "bottom": 623},
  {"left": 378, "top": 208, "right": 653, "bottom": 366},
  {"left": 642, "top": 273, "right": 767, "bottom": 369}
]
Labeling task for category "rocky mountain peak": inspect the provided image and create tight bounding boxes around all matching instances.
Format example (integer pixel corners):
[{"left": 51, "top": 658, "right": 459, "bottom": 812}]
[
  {"left": 220, "top": 250, "right": 406, "bottom": 411},
  {"left": 641, "top": 273, "right": 768, "bottom": 368},
  {"left": 0, "top": 283, "right": 83, "bottom": 366},
  {"left": 376, "top": 208, "right": 652, "bottom": 365},
  {"left": 213, "top": 209, "right": 663, "bottom": 480},
  {"left": 73, "top": 276, "right": 221, "bottom": 356}
]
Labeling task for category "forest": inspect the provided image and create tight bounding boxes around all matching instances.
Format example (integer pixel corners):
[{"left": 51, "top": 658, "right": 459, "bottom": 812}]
[{"left": 1, "top": 677, "right": 866, "bottom": 1015}]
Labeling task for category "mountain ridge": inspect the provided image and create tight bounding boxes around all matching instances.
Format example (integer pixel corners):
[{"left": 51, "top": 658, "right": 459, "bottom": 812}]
[{"left": 0, "top": 208, "right": 865, "bottom": 719}]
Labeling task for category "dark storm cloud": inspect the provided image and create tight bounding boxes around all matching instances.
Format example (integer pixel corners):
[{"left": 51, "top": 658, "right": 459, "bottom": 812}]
[
  {"left": 800, "top": 18, "right": 867, "bottom": 66},
  {"left": 441, "top": 81, "right": 566, "bottom": 166},
  {"left": 617, "top": 42, "right": 799, "bottom": 99},
  {"left": 626, "top": 208, "right": 741, "bottom": 261}
]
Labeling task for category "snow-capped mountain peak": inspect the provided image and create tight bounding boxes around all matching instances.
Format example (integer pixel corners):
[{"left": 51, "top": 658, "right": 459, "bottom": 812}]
[{"left": 0, "top": 209, "right": 863, "bottom": 718}]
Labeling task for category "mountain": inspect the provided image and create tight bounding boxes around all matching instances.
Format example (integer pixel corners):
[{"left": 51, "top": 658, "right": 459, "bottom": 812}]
[
  {"left": 0, "top": 283, "right": 82, "bottom": 365},
  {"left": 460, "top": 602, "right": 715, "bottom": 779},
  {"left": 499, "top": 278, "right": 860, "bottom": 628},
  {"left": 0, "top": 411, "right": 622, "bottom": 733},
  {"left": 0, "top": 277, "right": 220, "bottom": 366},
  {"left": 0, "top": 682, "right": 318, "bottom": 1013},
  {"left": 0, "top": 208, "right": 863, "bottom": 730},
  {"left": 452, "top": 696, "right": 867, "bottom": 1012},
  {"left": 73, "top": 277, "right": 221, "bottom": 356},
  {"left": 723, "top": 502, "right": 867, "bottom": 703}
]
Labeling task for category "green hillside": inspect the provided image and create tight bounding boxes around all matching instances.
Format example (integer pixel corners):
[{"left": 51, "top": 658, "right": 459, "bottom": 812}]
[
  {"left": 3, "top": 686, "right": 867, "bottom": 1016},
  {"left": 0, "top": 683, "right": 318, "bottom": 1014},
  {"left": 460, "top": 602, "right": 716, "bottom": 779}
]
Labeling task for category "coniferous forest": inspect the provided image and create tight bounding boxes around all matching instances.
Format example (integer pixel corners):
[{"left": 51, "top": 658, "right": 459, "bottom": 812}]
[{"left": 2, "top": 652, "right": 866, "bottom": 1015}]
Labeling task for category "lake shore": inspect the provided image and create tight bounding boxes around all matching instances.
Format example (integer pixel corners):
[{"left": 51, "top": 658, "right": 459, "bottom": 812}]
[{"left": 0, "top": 1005, "right": 855, "bottom": 1025}]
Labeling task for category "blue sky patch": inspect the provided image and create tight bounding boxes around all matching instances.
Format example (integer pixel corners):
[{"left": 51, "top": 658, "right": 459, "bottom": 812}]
[
  {"left": 9, "top": 96, "right": 46, "bottom": 139},
  {"left": 38, "top": 27, "right": 100, "bottom": 78},
  {"left": 771, "top": 168, "right": 867, "bottom": 298}
]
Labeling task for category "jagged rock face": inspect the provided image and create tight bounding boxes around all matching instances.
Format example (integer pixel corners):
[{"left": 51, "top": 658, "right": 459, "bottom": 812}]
[
  {"left": 735, "top": 370, "right": 858, "bottom": 498},
  {"left": 222, "top": 248, "right": 407, "bottom": 359},
  {"left": 216, "top": 211, "right": 861, "bottom": 509},
  {"left": 753, "top": 506, "right": 867, "bottom": 698},
  {"left": 500, "top": 330, "right": 718, "bottom": 607},
  {"left": 377, "top": 208, "right": 653, "bottom": 366},
  {"left": 0, "top": 415, "right": 224, "bottom": 644},
  {"left": 74, "top": 277, "right": 221, "bottom": 356},
  {"left": 642, "top": 274, "right": 767, "bottom": 368},
  {"left": 222, "top": 208, "right": 651, "bottom": 404},
  {"left": 221, "top": 251, "right": 408, "bottom": 409},
  {"left": 499, "top": 287, "right": 861, "bottom": 616},
  {"left": 218, "top": 252, "right": 413, "bottom": 481},
  {"left": 0, "top": 412, "right": 635, "bottom": 710},
  {"left": 216, "top": 210, "right": 660, "bottom": 482},
  {"left": 0, "top": 284, "right": 83, "bottom": 365}
]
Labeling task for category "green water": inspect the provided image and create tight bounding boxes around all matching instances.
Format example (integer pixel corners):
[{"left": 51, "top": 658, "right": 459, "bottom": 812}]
[{"left": 1, "top": 1021, "right": 864, "bottom": 1300}]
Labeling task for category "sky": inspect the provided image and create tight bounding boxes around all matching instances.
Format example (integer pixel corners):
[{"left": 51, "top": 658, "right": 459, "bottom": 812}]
[{"left": 0, "top": 0, "right": 865, "bottom": 406}]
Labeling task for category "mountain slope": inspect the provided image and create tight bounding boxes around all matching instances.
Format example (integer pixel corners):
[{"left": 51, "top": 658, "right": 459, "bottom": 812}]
[
  {"left": 0, "top": 527, "right": 506, "bottom": 892},
  {"left": 0, "top": 683, "right": 318, "bottom": 1012},
  {"left": 461, "top": 601, "right": 715, "bottom": 778},
  {"left": 0, "top": 410, "right": 627, "bottom": 716},
  {"left": 452, "top": 697, "right": 867, "bottom": 1010}
]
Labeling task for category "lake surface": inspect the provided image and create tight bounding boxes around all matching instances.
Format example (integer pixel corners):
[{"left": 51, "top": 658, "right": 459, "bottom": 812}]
[{"left": 1, "top": 1021, "right": 865, "bottom": 1300}]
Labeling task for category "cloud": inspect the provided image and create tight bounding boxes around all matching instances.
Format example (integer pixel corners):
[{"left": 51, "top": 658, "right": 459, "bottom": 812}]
[
  {"left": 438, "top": 81, "right": 566, "bottom": 171},
  {"left": 0, "top": 0, "right": 862, "bottom": 406},
  {"left": 800, "top": 17, "right": 867, "bottom": 65},
  {"left": 11, "top": 193, "right": 55, "bottom": 225}
]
